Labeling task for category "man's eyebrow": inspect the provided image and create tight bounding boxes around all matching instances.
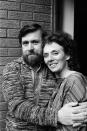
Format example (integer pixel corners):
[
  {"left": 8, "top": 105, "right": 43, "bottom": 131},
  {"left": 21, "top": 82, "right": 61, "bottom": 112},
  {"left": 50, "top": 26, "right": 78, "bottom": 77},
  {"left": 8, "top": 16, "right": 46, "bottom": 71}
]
[
  {"left": 22, "top": 40, "right": 28, "bottom": 42},
  {"left": 31, "top": 40, "right": 40, "bottom": 43},
  {"left": 31, "top": 40, "right": 39, "bottom": 42},
  {"left": 51, "top": 50, "right": 59, "bottom": 52},
  {"left": 22, "top": 40, "right": 29, "bottom": 43}
]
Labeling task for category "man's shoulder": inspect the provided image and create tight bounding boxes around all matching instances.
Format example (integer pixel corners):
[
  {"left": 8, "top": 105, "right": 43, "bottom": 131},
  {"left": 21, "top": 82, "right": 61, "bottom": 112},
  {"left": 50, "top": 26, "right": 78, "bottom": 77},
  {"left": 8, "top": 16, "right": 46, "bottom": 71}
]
[
  {"left": 3, "top": 57, "right": 23, "bottom": 72},
  {"left": 6, "top": 57, "right": 23, "bottom": 66}
]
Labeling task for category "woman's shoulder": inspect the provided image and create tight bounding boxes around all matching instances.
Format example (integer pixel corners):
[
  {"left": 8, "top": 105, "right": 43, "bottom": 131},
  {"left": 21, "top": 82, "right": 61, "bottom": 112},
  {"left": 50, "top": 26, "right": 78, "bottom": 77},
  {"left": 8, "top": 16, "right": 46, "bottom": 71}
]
[
  {"left": 66, "top": 71, "right": 86, "bottom": 81},
  {"left": 64, "top": 71, "right": 87, "bottom": 88},
  {"left": 64, "top": 71, "right": 87, "bottom": 101}
]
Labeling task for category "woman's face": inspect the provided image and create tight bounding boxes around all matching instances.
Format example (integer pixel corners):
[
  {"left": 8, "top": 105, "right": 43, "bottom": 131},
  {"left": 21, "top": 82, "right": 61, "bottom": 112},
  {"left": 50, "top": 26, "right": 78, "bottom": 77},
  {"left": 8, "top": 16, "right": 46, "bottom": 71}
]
[{"left": 43, "top": 42, "right": 69, "bottom": 73}]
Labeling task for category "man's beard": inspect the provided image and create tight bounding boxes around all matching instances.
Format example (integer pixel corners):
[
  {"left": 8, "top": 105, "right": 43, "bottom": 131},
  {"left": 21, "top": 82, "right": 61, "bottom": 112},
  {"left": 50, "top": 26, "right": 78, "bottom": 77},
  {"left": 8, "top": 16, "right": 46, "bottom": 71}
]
[{"left": 23, "top": 51, "right": 43, "bottom": 67}]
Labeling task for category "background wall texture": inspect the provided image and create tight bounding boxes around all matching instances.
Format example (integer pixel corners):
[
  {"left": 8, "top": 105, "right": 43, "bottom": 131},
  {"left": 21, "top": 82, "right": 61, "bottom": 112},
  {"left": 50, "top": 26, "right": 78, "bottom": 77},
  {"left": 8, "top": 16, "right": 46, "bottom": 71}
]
[{"left": 0, "top": 0, "right": 53, "bottom": 130}]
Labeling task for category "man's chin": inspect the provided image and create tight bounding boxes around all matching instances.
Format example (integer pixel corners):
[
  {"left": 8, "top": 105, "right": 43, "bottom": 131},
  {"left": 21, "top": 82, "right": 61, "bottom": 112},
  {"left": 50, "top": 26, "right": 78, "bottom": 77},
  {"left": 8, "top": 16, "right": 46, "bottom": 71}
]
[{"left": 23, "top": 55, "right": 43, "bottom": 66}]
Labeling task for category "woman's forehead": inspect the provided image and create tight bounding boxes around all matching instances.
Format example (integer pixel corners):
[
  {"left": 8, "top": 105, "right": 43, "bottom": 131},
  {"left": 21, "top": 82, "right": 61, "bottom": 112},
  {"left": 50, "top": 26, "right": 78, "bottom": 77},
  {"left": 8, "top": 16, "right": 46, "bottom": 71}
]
[{"left": 44, "top": 42, "right": 63, "bottom": 52}]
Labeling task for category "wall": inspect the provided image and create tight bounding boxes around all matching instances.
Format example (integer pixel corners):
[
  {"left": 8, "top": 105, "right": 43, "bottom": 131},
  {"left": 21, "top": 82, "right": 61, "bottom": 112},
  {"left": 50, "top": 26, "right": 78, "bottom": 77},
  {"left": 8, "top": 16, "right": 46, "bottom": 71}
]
[{"left": 0, "top": 0, "right": 53, "bottom": 130}]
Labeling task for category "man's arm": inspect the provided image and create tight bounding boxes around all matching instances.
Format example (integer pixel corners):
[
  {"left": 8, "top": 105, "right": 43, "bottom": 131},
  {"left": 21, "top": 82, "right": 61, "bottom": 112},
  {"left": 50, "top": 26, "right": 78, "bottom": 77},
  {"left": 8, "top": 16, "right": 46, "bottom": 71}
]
[
  {"left": 72, "top": 102, "right": 87, "bottom": 127},
  {"left": 58, "top": 102, "right": 87, "bottom": 127},
  {"left": 2, "top": 62, "right": 36, "bottom": 123},
  {"left": 2, "top": 62, "right": 58, "bottom": 126},
  {"left": 2, "top": 64, "right": 87, "bottom": 127}
]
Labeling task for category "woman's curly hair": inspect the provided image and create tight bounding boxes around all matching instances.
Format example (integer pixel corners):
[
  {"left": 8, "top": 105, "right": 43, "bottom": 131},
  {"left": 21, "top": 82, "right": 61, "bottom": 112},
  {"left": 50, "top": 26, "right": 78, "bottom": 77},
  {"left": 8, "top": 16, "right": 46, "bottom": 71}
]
[{"left": 44, "top": 32, "right": 80, "bottom": 71}]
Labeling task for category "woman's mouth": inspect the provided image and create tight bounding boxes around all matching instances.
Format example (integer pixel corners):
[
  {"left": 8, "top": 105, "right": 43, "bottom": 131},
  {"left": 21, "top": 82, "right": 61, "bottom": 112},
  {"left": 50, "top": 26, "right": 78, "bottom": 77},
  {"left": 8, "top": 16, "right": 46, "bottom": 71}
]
[{"left": 48, "top": 62, "right": 58, "bottom": 68}]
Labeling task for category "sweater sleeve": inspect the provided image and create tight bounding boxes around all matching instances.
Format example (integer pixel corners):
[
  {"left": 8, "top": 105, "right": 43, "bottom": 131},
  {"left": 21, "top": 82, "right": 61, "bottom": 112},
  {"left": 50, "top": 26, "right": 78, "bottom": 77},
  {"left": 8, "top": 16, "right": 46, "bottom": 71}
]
[
  {"left": 2, "top": 62, "right": 36, "bottom": 121},
  {"left": 2, "top": 62, "right": 58, "bottom": 127}
]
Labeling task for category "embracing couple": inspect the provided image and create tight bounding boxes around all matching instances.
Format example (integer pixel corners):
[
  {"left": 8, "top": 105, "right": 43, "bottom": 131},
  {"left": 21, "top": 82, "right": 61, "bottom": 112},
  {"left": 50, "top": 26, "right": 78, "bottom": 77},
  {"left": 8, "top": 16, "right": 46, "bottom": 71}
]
[{"left": 2, "top": 23, "right": 87, "bottom": 131}]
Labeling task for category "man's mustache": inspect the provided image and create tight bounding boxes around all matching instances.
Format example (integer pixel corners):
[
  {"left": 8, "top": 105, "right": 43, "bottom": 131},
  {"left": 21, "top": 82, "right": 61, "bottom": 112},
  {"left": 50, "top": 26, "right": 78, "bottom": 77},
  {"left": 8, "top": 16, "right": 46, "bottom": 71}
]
[{"left": 26, "top": 50, "right": 37, "bottom": 55}]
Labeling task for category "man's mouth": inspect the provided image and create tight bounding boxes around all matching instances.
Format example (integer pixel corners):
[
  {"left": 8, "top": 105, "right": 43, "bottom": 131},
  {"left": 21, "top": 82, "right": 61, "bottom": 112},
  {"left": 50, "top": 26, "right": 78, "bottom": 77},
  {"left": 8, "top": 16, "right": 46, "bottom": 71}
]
[{"left": 27, "top": 53, "right": 36, "bottom": 56}]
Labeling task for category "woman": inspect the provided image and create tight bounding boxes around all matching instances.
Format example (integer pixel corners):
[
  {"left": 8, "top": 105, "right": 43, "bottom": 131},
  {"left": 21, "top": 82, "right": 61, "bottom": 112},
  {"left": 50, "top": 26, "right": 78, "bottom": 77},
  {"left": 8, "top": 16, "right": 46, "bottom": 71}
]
[{"left": 43, "top": 32, "right": 87, "bottom": 130}]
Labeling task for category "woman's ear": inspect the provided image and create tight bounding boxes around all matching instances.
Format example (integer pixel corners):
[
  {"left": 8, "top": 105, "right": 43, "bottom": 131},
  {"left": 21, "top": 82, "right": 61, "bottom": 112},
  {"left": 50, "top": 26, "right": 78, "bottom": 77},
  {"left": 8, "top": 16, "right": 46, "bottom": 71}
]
[{"left": 66, "top": 55, "right": 70, "bottom": 61}]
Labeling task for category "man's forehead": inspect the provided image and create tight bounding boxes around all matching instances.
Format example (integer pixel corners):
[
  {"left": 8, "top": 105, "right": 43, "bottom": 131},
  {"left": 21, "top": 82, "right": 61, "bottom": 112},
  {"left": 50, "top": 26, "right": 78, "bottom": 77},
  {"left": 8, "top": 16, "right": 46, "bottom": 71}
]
[{"left": 22, "top": 30, "right": 42, "bottom": 41}]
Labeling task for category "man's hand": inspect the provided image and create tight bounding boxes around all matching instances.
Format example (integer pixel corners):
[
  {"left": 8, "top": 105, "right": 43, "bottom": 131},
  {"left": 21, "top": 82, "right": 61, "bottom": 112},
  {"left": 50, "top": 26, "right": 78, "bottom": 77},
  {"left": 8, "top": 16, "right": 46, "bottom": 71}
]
[
  {"left": 58, "top": 102, "right": 78, "bottom": 125},
  {"left": 72, "top": 102, "right": 87, "bottom": 127},
  {"left": 58, "top": 102, "right": 87, "bottom": 127}
]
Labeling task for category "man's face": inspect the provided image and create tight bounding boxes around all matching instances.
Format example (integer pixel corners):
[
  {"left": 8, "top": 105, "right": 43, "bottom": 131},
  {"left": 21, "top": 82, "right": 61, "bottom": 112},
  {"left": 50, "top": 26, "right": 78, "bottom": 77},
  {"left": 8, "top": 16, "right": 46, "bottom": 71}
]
[{"left": 22, "top": 30, "right": 43, "bottom": 66}]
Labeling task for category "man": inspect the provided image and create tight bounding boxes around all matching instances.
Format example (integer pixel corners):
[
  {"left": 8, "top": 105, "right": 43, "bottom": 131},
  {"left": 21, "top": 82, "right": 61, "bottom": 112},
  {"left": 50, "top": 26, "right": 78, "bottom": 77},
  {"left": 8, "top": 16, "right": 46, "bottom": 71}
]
[{"left": 2, "top": 24, "right": 87, "bottom": 131}]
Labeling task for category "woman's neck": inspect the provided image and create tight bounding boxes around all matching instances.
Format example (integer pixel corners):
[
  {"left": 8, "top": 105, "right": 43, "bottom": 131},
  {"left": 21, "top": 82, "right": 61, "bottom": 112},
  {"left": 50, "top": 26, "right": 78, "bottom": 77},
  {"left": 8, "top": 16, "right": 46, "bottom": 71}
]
[
  {"left": 55, "top": 64, "right": 75, "bottom": 78},
  {"left": 61, "top": 68, "right": 71, "bottom": 78}
]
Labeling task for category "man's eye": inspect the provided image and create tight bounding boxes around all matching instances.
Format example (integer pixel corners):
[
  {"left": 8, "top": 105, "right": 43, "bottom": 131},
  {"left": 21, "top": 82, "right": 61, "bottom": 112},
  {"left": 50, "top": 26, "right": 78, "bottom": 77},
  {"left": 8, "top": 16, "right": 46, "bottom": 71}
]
[
  {"left": 32, "top": 40, "right": 39, "bottom": 45},
  {"left": 22, "top": 41, "right": 29, "bottom": 45}
]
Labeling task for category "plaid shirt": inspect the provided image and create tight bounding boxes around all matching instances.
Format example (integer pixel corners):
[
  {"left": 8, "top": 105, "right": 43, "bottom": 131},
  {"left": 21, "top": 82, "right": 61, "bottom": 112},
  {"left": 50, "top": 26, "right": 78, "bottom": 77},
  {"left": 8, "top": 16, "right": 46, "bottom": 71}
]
[{"left": 2, "top": 57, "right": 87, "bottom": 131}]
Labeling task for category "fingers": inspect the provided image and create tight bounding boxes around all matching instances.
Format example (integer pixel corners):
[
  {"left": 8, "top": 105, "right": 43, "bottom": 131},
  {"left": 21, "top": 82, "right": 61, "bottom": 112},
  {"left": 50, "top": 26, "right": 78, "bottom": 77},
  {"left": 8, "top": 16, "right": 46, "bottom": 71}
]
[
  {"left": 79, "top": 101, "right": 87, "bottom": 105},
  {"left": 84, "top": 118, "right": 87, "bottom": 123},
  {"left": 73, "top": 108, "right": 87, "bottom": 114},
  {"left": 65, "top": 102, "right": 78, "bottom": 107},
  {"left": 79, "top": 102, "right": 87, "bottom": 107},
  {"left": 72, "top": 112, "right": 87, "bottom": 122},
  {"left": 72, "top": 103, "right": 87, "bottom": 114},
  {"left": 73, "top": 122, "right": 82, "bottom": 127}
]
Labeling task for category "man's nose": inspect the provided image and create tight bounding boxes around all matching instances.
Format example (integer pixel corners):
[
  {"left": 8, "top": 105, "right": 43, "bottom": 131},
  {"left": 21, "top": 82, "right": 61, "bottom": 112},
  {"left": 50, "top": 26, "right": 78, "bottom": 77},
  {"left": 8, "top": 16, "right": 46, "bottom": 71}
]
[{"left": 28, "top": 43, "right": 33, "bottom": 50}]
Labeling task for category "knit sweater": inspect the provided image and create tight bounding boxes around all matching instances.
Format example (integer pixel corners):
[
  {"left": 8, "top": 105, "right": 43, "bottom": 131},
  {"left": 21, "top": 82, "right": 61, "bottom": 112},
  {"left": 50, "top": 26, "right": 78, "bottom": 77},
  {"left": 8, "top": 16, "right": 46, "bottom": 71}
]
[
  {"left": 2, "top": 57, "right": 59, "bottom": 131},
  {"left": 2, "top": 57, "right": 87, "bottom": 131}
]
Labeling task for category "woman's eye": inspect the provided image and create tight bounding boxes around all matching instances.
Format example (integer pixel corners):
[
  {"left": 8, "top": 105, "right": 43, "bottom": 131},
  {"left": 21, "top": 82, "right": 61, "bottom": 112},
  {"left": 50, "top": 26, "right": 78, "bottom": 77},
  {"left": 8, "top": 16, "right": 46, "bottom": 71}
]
[
  {"left": 52, "top": 51, "right": 59, "bottom": 55},
  {"left": 43, "top": 53, "right": 48, "bottom": 58}
]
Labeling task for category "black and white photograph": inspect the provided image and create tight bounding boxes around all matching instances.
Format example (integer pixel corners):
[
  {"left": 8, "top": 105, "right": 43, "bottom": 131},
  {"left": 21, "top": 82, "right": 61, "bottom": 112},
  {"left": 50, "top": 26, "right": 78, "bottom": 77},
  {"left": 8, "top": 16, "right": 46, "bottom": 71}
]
[{"left": 0, "top": 0, "right": 87, "bottom": 131}]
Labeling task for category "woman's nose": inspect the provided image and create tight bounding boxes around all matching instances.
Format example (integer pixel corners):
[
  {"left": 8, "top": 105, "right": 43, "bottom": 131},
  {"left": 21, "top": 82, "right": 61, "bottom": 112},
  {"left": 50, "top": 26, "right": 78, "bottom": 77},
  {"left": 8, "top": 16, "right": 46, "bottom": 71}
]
[{"left": 47, "top": 54, "right": 53, "bottom": 61}]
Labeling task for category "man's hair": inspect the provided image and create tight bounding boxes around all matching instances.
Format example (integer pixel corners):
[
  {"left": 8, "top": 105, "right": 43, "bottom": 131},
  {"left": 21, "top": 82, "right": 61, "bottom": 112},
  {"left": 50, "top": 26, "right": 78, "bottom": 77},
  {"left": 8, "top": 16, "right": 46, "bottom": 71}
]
[{"left": 18, "top": 23, "right": 47, "bottom": 45}]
